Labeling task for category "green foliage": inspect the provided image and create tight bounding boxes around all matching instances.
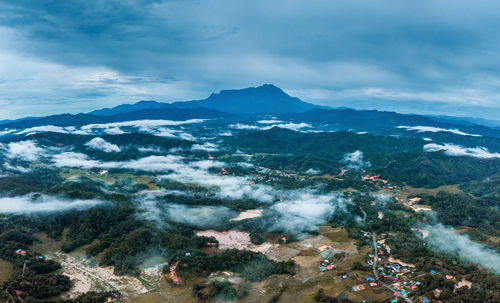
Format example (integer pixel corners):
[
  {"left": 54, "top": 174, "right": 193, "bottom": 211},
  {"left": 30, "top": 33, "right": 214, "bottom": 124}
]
[
  {"left": 228, "top": 128, "right": 500, "bottom": 188},
  {"left": 314, "top": 288, "right": 353, "bottom": 303},
  {"left": 177, "top": 249, "right": 295, "bottom": 282}
]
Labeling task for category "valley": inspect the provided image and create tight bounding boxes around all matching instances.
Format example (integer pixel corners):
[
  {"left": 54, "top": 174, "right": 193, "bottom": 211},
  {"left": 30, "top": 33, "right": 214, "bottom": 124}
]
[{"left": 1, "top": 88, "right": 500, "bottom": 303}]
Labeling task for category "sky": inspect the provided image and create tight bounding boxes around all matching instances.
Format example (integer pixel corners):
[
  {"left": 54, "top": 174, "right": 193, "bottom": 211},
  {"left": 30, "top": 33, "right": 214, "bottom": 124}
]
[{"left": 1, "top": 0, "right": 500, "bottom": 120}]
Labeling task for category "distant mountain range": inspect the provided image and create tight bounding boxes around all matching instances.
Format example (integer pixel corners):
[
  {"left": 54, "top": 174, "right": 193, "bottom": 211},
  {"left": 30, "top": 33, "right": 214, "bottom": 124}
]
[
  {"left": 2, "top": 84, "right": 500, "bottom": 139},
  {"left": 90, "top": 84, "right": 324, "bottom": 116}
]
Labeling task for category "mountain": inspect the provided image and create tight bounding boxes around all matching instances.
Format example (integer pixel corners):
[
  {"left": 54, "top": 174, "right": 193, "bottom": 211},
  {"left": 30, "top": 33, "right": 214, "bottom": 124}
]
[
  {"left": 284, "top": 108, "right": 436, "bottom": 129},
  {"left": 428, "top": 115, "right": 500, "bottom": 129},
  {"left": 2, "top": 84, "right": 500, "bottom": 140},
  {"left": 0, "top": 108, "right": 229, "bottom": 132},
  {"left": 169, "top": 84, "right": 325, "bottom": 114},
  {"left": 89, "top": 100, "right": 166, "bottom": 116},
  {"left": 86, "top": 84, "right": 325, "bottom": 116},
  {"left": 280, "top": 108, "right": 500, "bottom": 138},
  {"left": 0, "top": 116, "right": 39, "bottom": 125}
]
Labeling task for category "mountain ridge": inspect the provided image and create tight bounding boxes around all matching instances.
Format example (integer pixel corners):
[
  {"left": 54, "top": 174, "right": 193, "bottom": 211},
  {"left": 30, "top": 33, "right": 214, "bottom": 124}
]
[
  {"left": 1, "top": 84, "right": 500, "bottom": 139},
  {"left": 89, "top": 84, "right": 326, "bottom": 116}
]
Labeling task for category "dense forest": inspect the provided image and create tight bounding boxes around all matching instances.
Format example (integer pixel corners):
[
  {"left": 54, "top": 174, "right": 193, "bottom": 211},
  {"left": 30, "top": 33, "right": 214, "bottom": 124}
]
[{"left": 1, "top": 124, "right": 500, "bottom": 302}]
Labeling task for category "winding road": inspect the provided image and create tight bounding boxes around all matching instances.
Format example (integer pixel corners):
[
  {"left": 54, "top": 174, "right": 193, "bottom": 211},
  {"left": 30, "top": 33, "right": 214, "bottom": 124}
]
[
  {"left": 371, "top": 232, "right": 413, "bottom": 303},
  {"left": 360, "top": 207, "right": 367, "bottom": 224}
]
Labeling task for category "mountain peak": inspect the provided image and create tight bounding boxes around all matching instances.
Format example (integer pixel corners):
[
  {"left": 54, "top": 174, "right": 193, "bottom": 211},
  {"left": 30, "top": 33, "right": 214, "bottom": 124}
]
[
  {"left": 173, "top": 84, "right": 319, "bottom": 114},
  {"left": 212, "top": 84, "right": 288, "bottom": 98},
  {"left": 87, "top": 85, "right": 323, "bottom": 116}
]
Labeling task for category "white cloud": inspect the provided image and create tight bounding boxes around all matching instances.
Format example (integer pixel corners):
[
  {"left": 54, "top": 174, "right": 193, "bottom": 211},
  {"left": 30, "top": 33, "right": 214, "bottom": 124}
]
[
  {"left": 230, "top": 122, "right": 312, "bottom": 131},
  {"left": 1, "top": 140, "right": 45, "bottom": 161},
  {"left": 424, "top": 143, "right": 500, "bottom": 159},
  {"left": 218, "top": 131, "right": 233, "bottom": 136},
  {"left": 342, "top": 150, "right": 370, "bottom": 170},
  {"left": 164, "top": 204, "right": 237, "bottom": 227},
  {"left": 49, "top": 147, "right": 351, "bottom": 235},
  {"left": 3, "top": 162, "right": 31, "bottom": 173},
  {"left": 15, "top": 125, "right": 88, "bottom": 135},
  {"left": 191, "top": 142, "right": 219, "bottom": 152},
  {"left": 161, "top": 163, "right": 275, "bottom": 202},
  {"left": 237, "top": 162, "right": 254, "bottom": 168},
  {"left": 78, "top": 119, "right": 202, "bottom": 140},
  {"left": 270, "top": 191, "right": 349, "bottom": 236},
  {"left": 397, "top": 125, "right": 482, "bottom": 137},
  {"left": 137, "top": 146, "right": 162, "bottom": 153},
  {"left": 305, "top": 168, "right": 320, "bottom": 175},
  {"left": 52, "top": 152, "right": 103, "bottom": 168},
  {"left": 257, "top": 119, "right": 284, "bottom": 124},
  {"left": 422, "top": 223, "right": 500, "bottom": 274},
  {"left": 262, "top": 122, "right": 312, "bottom": 131},
  {"left": 85, "top": 137, "right": 121, "bottom": 152},
  {"left": 81, "top": 119, "right": 206, "bottom": 131},
  {"left": 51, "top": 152, "right": 227, "bottom": 175},
  {"left": 0, "top": 194, "right": 102, "bottom": 214},
  {"left": 47, "top": 146, "right": 350, "bottom": 237},
  {"left": 229, "top": 123, "right": 262, "bottom": 130},
  {"left": 0, "top": 129, "right": 17, "bottom": 136},
  {"left": 103, "top": 127, "right": 126, "bottom": 135}
]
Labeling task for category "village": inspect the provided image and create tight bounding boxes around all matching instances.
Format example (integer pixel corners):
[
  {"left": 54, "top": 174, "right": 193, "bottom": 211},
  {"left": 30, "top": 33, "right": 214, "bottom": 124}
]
[{"left": 0, "top": 149, "right": 487, "bottom": 303}]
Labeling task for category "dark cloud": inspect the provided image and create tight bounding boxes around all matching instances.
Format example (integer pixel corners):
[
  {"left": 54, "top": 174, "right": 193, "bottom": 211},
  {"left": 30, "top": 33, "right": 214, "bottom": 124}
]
[{"left": 0, "top": 0, "right": 500, "bottom": 119}]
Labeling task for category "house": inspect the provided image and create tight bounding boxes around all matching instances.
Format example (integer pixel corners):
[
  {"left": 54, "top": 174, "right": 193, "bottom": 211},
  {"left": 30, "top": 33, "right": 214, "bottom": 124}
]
[
  {"left": 455, "top": 279, "right": 472, "bottom": 289},
  {"left": 408, "top": 197, "right": 422, "bottom": 204}
]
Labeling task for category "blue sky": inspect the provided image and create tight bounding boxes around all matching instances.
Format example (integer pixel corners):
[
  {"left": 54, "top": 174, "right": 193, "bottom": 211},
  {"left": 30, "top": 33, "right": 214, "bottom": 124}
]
[{"left": 1, "top": 0, "right": 500, "bottom": 120}]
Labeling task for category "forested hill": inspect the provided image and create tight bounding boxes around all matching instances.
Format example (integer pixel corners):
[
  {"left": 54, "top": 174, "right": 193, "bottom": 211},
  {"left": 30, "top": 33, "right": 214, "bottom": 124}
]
[
  {"left": 0, "top": 108, "right": 229, "bottom": 133},
  {"left": 227, "top": 127, "right": 500, "bottom": 188},
  {"left": 279, "top": 108, "right": 500, "bottom": 138},
  {"left": 228, "top": 127, "right": 425, "bottom": 156}
]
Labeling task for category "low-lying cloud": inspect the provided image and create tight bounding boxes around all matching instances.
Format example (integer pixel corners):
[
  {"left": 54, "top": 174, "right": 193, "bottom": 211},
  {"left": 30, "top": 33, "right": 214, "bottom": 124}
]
[
  {"left": 230, "top": 122, "right": 312, "bottom": 132},
  {"left": 270, "top": 191, "right": 349, "bottom": 236},
  {"left": 421, "top": 223, "right": 500, "bottom": 274},
  {"left": 85, "top": 137, "right": 121, "bottom": 152},
  {"left": 135, "top": 189, "right": 236, "bottom": 227},
  {"left": 342, "top": 150, "right": 370, "bottom": 170},
  {"left": 191, "top": 142, "right": 219, "bottom": 152},
  {"left": 16, "top": 125, "right": 88, "bottom": 136},
  {"left": 0, "top": 140, "right": 46, "bottom": 161},
  {"left": 6, "top": 119, "right": 204, "bottom": 140},
  {"left": 164, "top": 204, "right": 237, "bottom": 227},
  {"left": 3, "top": 162, "right": 31, "bottom": 173},
  {"left": 81, "top": 119, "right": 203, "bottom": 140},
  {"left": 424, "top": 143, "right": 500, "bottom": 159},
  {"left": 257, "top": 119, "right": 284, "bottom": 124},
  {"left": 305, "top": 168, "right": 320, "bottom": 175},
  {"left": 0, "top": 194, "right": 102, "bottom": 214},
  {"left": 81, "top": 119, "right": 206, "bottom": 130},
  {"left": 397, "top": 125, "right": 481, "bottom": 137}
]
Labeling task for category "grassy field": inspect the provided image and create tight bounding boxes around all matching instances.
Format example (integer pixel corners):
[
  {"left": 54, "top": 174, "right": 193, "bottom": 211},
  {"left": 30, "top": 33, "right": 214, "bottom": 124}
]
[
  {"left": 0, "top": 258, "right": 14, "bottom": 283},
  {"left": 403, "top": 184, "right": 461, "bottom": 196},
  {"left": 60, "top": 169, "right": 159, "bottom": 190}
]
